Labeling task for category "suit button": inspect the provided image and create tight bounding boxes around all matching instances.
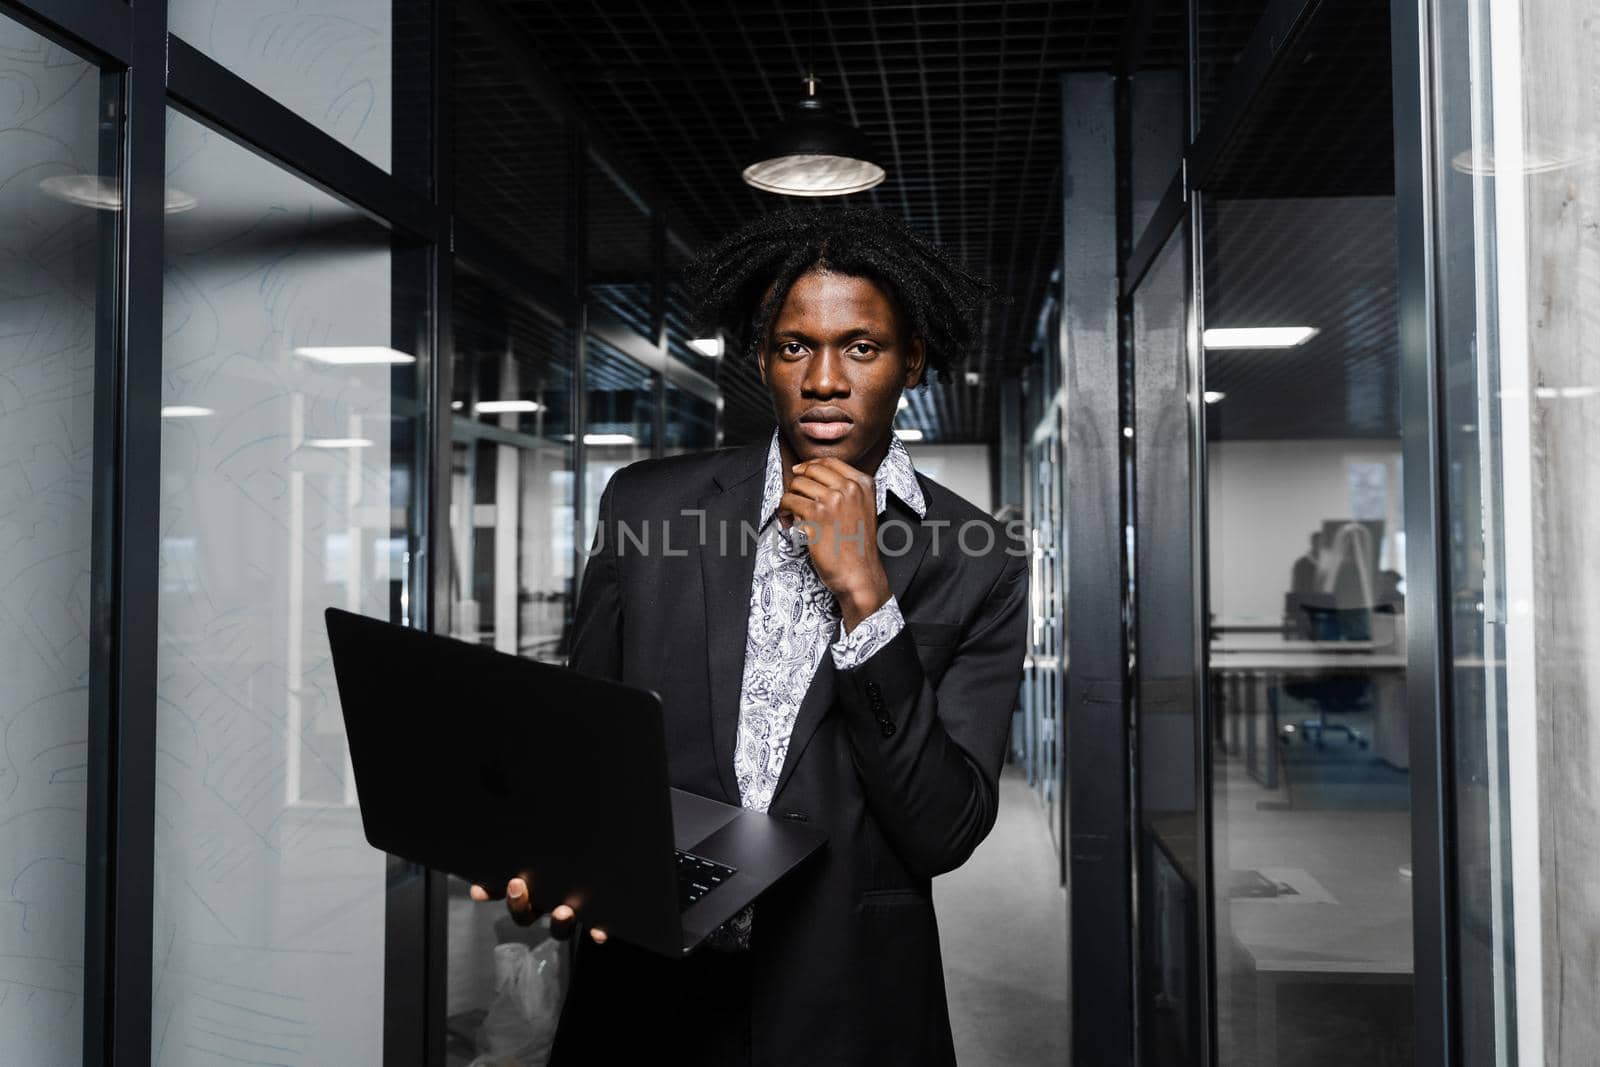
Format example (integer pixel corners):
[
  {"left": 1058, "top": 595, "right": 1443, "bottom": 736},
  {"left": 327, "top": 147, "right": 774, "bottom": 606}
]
[{"left": 880, "top": 720, "right": 897, "bottom": 738}]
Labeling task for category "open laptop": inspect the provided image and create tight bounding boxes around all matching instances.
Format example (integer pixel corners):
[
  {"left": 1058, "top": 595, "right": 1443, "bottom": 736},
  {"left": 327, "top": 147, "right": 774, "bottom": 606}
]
[{"left": 324, "top": 607, "right": 826, "bottom": 957}]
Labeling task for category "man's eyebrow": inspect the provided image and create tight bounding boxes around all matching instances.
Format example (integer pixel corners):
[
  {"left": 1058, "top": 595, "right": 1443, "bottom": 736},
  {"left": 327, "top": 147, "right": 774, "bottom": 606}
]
[{"left": 772, "top": 325, "right": 890, "bottom": 342}]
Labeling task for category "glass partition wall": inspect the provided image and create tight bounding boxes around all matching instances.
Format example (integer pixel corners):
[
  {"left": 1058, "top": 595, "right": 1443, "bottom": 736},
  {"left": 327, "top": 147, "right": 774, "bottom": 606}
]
[
  {"left": 1093, "top": 0, "right": 1531, "bottom": 1060},
  {"left": 0, "top": 1, "right": 721, "bottom": 1063}
]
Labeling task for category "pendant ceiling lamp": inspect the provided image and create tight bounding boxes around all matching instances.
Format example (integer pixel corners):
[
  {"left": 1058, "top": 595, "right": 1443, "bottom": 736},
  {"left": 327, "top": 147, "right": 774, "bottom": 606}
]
[
  {"left": 742, "top": 3, "right": 884, "bottom": 197},
  {"left": 742, "top": 74, "right": 886, "bottom": 197}
]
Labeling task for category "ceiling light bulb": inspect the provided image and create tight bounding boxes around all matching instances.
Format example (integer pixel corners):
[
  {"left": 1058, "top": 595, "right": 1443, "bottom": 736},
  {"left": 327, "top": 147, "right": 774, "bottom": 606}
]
[
  {"left": 897, "top": 396, "right": 909, "bottom": 411},
  {"left": 896, "top": 428, "right": 924, "bottom": 442},
  {"left": 689, "top": 337, "right": 724, "bottom": 358},
  {"left": 1203, "top": 391, "right": 1226, "bottom": 404},
  {"left": 161, "top": 405, "right": 214, "bottom": 418},
  {"left": 583, "top": 433, "right": 637, "bottom": 446}
]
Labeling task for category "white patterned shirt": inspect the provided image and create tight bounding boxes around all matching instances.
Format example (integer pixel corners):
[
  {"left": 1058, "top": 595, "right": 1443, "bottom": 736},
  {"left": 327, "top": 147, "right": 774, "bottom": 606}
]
[{"left": 733, "top": 430, "right": 927, "bottom": 814}]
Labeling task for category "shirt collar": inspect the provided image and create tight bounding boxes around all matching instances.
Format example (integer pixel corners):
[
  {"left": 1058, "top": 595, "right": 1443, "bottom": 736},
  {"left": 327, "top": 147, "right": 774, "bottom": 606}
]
[{"left": 759, "top": 429, "right": 927, "bottom": 525}]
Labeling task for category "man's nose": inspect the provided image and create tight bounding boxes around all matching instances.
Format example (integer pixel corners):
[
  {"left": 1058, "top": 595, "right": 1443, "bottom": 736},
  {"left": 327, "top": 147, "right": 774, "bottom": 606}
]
[{"left": 801, "top": 347, "right": 849, "bottom": 397}]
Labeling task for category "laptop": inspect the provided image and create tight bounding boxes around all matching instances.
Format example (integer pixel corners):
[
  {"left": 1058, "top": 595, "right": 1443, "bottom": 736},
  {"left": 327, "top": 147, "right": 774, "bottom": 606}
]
[{"left": 323, "top": 607, "right": 826, "bottom": 957}]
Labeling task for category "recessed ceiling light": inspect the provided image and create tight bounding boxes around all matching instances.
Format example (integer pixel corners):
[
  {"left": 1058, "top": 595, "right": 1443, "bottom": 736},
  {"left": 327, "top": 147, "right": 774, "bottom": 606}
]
[
  {"left": 307, "top": 437, "right": 374, "bottom": 449},
  {"left": 583, "top": 433, "right": 637, "bottom": 446},
  {"left": 689, "top": 337, "right": 724, "bottom": 358},
  {"left": 294, "top": 346, "right": 416, "bottom": 365},
  {"left": 964, "top": 370, "right": 981, "bottom": 386},
  {"left": 450, "top": 400, "right": 464, "bottom": 410},
  {"left": 161, "top": 405, "right": 214, "bottom": 418},
  {"left": 1203, "top": 391, "right": 1226, "bottom": 404},
  {"left": 896, "top": 428, "right": 924, "bottom": 442},
  {"left": 1122, "top": 426, "right": 1134, "bottom": 439},
  {"left": 1202, "top": 326, "right": 1319, "bottom": 349},
  {"left": 475, "top": 399, "right": 544, "bottom": 414}
]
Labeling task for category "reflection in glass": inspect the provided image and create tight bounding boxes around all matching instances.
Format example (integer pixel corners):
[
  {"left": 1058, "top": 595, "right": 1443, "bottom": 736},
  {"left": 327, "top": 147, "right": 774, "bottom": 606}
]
[
  {"left": 664, "top": 380, "right": 717, "bottom": 457},
  {"left": 447, "top": 272, "right": 576, "bottom": 662},
  {"left": 1204, "top": 189, "right": 1413, "bottom": 1063},
  {"left": 442, "top": 273, "right": 576, "bottom": 1063},
  {"left": 582, "top": 338, "right": 657, "bottom": 543},
  {"left": 587, "top": 155, "right": 655, "bottom": 341},
  {"left": 154, "top": 111, "right": 413, "bottom": 1063},
  {"left": 0, "top": 19, "right": 107, "bottom": 1062}
]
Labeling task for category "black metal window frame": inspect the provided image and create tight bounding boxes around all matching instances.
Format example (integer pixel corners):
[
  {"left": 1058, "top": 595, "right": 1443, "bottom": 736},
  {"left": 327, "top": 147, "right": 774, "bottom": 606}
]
[
  {"left": 0, "top": 2, "right": 718, "bottom": 1065},
  {"left": 1095, "top": 0, "right": 1459, "bottom": 1063}
]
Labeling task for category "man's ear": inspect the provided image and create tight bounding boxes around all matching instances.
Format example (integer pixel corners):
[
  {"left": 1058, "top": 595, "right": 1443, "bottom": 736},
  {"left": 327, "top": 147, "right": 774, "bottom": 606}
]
[
  {"left": 755, "top": 342, "right": 770, "bottom": 388},
  {"left": 904, "top": 336, "right": 926, "bottom": 389}
]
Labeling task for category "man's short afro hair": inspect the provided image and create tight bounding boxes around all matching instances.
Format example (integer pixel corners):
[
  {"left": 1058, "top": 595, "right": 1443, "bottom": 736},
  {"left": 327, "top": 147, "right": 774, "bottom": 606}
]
[{"left": 684, "top": 205, "right": 1003, "bottom": 385}]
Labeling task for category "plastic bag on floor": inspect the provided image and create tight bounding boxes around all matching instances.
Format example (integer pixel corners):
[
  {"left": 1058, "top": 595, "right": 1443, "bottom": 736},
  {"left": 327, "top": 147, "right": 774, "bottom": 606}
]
[{"left": 468, "top": 921, "right": 571, "bottom": 1067}]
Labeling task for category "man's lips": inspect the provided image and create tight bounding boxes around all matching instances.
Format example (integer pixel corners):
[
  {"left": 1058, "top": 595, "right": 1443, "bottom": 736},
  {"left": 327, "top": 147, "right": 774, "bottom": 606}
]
[{"left": 799, "top": 407, "right": 853, "bottom": 441}]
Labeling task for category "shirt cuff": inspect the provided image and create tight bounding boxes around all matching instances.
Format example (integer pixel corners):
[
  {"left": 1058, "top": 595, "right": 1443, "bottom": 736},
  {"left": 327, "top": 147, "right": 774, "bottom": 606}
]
[{"left": 831, "top": 596, "right": 905, "bottom": 669}]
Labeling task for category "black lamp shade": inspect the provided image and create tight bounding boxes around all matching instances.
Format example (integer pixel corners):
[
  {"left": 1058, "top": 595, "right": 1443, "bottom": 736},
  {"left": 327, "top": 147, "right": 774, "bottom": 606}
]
[{"left": 742, "top": 97, "right": 886, "bottom": 197}]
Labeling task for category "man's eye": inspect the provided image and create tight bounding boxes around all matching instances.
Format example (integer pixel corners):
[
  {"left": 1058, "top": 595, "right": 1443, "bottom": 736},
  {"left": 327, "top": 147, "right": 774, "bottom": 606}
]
[
  {"left": 848, "top": 343, "right": 878, "bottom": 358},
  {"left": 780, "top": 342, "right": 807, "bottom": 357}
]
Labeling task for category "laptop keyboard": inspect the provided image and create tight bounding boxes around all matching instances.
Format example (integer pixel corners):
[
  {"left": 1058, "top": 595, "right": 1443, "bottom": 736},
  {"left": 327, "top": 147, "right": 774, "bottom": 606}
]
[{"left": 676, "top": 850, "right": 737, "bottom": 911}]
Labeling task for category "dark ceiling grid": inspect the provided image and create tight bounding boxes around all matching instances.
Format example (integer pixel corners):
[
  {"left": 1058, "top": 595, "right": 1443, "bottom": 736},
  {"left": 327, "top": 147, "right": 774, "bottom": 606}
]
[{"left": 475, "top": 0, "right": 1138, "bottom": 444}]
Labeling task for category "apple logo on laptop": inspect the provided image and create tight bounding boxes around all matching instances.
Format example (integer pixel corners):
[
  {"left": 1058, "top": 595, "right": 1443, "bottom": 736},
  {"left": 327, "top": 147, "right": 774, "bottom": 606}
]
[{"left": 480, "top": 758, "right": 513, "bottom": 801}]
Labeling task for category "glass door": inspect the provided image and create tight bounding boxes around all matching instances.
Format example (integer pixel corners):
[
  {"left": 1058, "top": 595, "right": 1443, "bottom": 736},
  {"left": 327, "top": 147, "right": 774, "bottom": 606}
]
[
  {"left": 1130, "top": 222, "right": 1205, "bottom": 1065},
  {"left": 1197, "top": 2, "right": 1416, "bottom": 1060}
]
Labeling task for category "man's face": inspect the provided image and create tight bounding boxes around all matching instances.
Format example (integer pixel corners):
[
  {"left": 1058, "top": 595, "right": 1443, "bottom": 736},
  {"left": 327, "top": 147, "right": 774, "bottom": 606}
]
[{"left": 757, "top": 269, "right": 925, "bottom": 471}]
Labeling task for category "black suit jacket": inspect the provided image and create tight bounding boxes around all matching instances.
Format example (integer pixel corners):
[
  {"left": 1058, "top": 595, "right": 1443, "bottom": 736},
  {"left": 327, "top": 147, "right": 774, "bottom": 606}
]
[{"left": 550, "top": 442, "right": 1029, "bottom": 1066}]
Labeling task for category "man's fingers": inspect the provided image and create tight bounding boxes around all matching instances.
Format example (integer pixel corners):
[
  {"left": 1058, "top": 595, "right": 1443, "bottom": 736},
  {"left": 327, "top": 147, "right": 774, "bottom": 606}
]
[
  {"left": 549, "top": 903, "right": 577, "bottom": 940},
  {"left": 505, "top": 877, "right": 536, "bottom": 926},
  {"left": 588, "top": 927, "right": 608, "bottom": 945},
  {"left": 469, "top": 883, "right": 493, "bottom": 902}
]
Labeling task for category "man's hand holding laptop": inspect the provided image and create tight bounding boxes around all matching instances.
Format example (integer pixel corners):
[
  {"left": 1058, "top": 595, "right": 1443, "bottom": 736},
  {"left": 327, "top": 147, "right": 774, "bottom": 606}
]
[{"left": 470, "top": 878, "right": 610, "bottom": 944}]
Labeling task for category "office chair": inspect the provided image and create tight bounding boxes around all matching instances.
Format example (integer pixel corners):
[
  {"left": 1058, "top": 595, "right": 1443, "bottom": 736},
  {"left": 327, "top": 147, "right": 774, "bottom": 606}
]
[{"left": 1286, "top": 602, "right": 1372, "bottom": 748}]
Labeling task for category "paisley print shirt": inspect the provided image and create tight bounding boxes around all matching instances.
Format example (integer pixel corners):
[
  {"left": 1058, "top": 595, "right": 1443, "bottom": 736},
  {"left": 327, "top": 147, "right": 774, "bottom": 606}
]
[{"left": 733, "top": 430, "right": 927, "bottom": 814}]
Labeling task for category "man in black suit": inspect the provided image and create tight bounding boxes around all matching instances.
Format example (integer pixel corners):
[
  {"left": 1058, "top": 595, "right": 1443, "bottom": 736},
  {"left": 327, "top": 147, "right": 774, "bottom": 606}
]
[{"left": 474, "top": 207, "right": 1028, "bottom": 1065}]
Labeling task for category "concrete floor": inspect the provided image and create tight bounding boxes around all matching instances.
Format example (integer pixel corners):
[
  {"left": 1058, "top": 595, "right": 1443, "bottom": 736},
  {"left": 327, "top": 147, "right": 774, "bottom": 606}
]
[{"left": 934, "top": 766, "right": 1070, "bottom": 1066}]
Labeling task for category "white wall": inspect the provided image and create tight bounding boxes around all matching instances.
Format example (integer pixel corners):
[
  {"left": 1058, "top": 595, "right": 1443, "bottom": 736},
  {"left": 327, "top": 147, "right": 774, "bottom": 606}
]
[
  {"left": 1207, "top": 439, "right": 1404, "bottom": 623},
  {"left": 912, "top": 443, "right": 993, "bottom": 513}
]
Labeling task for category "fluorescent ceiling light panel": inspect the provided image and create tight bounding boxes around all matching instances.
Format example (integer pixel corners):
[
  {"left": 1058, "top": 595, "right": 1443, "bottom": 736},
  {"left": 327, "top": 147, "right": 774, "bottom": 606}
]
[
  {"left": 307, "top": 437, "right": 374, "bottom": 449},
  {"left": 583, "top": 433, "right": 637, "bottom": 446},
  {"left": 294, "top": 346, "right": 416, "bottom": 365},
  {"left": 689, "top": 337, "right": 724, "bottom": 358},
  {"left": 474, "top": 400, "right": 544, "bottom": 414},
  {"left": 896, "top": 428, "right": 924, "bottom": 442},
  {"left": 1203, "top": 391, "right": 1226, "bottom": 404},
  {"left": 161, "top": 405, "right": 214, "bottom": 418},
  {"left": 1202, "top": 326, "right": 1319, "bottom": 349}
]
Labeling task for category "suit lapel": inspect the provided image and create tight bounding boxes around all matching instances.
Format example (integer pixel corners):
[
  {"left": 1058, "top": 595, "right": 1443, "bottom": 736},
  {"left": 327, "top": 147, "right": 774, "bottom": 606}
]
[
  {"left": 699, "top": 447, "right": 767, "bottom": 804},
  {"left": 770, "top": 493, "right": 935, "bottom": 805}
]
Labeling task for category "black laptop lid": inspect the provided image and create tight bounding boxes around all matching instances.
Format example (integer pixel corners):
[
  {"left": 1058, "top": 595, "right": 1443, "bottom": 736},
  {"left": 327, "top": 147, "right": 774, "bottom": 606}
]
[{"left": 323, "top": 608, "right": 680, "bottom": 952}]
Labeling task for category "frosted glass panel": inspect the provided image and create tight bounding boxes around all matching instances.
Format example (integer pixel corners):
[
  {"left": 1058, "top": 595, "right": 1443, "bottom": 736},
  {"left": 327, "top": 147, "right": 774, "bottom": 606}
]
[
  {"left": 153, "top": 111, "right": 409, "bottom": 1065},
  {"left": 0, "top": 18, "right": 106, "bottom": 1064},
  {"left": 169, "top": 0, "right": 398, "bottom": 174}
]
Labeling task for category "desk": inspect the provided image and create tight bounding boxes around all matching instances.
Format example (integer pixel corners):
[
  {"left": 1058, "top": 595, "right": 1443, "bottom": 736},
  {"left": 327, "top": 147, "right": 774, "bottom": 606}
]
[{"left": 1210, "top": 644, "right": 1407, "bottom": 786}]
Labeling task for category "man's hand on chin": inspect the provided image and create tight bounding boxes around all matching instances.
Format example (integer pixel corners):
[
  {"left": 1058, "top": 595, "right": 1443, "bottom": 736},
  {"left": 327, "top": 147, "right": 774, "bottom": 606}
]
[{"left": 779, "top": 457, "right": 894, "bottom": 632}]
